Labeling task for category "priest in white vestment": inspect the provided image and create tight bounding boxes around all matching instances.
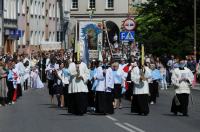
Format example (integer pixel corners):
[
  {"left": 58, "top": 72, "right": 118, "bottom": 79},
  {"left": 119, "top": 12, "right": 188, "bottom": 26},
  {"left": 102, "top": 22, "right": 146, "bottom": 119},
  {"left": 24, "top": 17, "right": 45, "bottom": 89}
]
[{"left": 68, "top": 59, "right": 89, "bottom": 115}]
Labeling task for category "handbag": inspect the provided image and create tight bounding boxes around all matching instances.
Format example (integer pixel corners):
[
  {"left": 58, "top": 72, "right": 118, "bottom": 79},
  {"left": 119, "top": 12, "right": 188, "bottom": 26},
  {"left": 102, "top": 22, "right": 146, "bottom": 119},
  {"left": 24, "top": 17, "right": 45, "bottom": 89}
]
[{"left": 135, "top": 80, "right": 144, "bottom": 88}]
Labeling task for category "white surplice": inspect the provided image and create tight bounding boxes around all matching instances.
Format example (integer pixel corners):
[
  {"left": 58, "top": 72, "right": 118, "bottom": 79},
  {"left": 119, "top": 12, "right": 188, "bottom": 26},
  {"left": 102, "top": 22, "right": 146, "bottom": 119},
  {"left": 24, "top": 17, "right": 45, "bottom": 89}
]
[{"left": 68, "top": 62, "right": 90, "bottom": 93}]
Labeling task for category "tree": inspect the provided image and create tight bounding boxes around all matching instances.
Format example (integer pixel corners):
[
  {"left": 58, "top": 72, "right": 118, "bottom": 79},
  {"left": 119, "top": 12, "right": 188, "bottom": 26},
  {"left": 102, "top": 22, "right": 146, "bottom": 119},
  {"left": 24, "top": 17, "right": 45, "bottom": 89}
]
[{"left": 135, "top": 0, "right": 195, "bottom": 57}]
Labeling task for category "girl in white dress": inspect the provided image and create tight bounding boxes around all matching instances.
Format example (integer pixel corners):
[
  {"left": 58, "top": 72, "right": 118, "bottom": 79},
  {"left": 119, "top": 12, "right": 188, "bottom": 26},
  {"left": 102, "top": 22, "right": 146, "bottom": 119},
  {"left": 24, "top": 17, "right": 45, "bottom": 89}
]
[{"left": 31, "top": 67, "right": 44, "bottom": 89}]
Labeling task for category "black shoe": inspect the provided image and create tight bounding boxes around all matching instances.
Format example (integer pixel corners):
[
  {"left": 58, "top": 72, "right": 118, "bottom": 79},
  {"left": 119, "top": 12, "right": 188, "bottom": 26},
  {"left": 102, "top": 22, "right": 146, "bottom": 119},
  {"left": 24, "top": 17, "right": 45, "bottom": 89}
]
[
  {"left": 173, "top": 112, "right": 177, "bottom": 116},
  {"left": 182, "top": 113, "right": 189, "bottom": 117}
]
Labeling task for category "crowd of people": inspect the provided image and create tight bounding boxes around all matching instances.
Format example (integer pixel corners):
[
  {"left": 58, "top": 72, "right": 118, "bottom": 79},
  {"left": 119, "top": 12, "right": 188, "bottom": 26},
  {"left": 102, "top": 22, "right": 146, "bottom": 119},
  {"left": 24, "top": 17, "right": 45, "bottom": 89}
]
[
  {"left": 0, "top": 53, "right": 44, "bottom": 107},
  {"left": 0, "top": 50, "right": 199, "bottom": 117}
]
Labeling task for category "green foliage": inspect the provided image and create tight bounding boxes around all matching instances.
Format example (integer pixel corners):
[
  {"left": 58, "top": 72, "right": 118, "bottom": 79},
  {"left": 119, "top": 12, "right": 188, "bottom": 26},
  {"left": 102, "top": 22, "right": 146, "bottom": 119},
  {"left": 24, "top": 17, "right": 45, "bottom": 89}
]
[{"left": 135, "top": 0, "right": 195, "bottom": 57}]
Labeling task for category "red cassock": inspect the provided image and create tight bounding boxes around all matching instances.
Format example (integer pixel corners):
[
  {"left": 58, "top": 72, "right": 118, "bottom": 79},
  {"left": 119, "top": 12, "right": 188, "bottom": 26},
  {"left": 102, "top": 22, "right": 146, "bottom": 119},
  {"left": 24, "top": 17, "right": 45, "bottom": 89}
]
[
  {"left": 12, "top": 72, "right": 18, "bottom": 101},
  {"left": 123, "top": 65, "right": 130, "bottom": 90}
]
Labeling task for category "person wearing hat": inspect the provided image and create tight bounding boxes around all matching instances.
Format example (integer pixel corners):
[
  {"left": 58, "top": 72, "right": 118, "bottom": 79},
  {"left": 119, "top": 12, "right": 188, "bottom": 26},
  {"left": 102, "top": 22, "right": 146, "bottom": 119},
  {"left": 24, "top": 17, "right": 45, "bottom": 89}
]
[{"left": 171, "top": 58, "right": 194, "bottom": 116}]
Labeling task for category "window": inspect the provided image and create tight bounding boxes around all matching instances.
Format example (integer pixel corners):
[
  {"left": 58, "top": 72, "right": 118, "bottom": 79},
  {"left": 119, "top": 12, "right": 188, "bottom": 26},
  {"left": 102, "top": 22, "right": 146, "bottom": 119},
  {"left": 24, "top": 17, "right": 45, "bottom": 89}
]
[
  {"left": 38, "top": 1, "right": 40, "bottom": 15},
  {"left": 71, "top": 0, "right": 78, "bottom": 9},
  {"left": 30, "top": 0, "right": 34, "bottom": 15},
  {"left": 57, "top": 2, "right": 60, "bottom": 18},
  {"left": 89, "top": 0, "right": 95, "bottom": 9},
  {"left": 49, "top": 4, "right": 51, "bottom": 17},
  {"left": 17, "top": 0, "right": 20, "bottom": 14},
  {"left": 49, "top": 32, "right": 52, "bottom": 41},
  {"left": 106, "top": 0, "right": 114, "bottom": 9},
  {"left": 22, "top": 0, "right": 26, "bottom": 14},
  {"left": 42, "top": 32, "right": 45, "bottom": 41},
  {"left": 38, "top": 31, "right": 41, "bottom": 43},
  {"left": 35, "top": 31, "right": 37, "bottom": 44},
  {"left": 53, "top": 4, "right": 55, "bottom": 17},
  {"left": 22, "top": 31, "right": 25, "bottom": 45},
  {"left": 53, "top": 32, "right": 55, "bottom": 41},
  {"left": 132, "top": 0, "right": 142, "bottom": 6},
  {"left": 30, "top": 31, "right": 33, "bottom": 44},
  {"left": 34, "top": 1, "right": 37, "bottom": 15},
  {"left": 42, "top": 2, "right": 45, "bottom": 16}
]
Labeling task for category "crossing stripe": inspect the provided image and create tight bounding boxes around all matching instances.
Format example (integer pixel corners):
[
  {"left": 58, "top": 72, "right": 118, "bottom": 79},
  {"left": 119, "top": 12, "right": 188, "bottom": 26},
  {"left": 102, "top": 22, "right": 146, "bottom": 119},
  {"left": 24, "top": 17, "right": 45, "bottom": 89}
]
[
  {"left": 115, "top": 122, "right": 136, "bottom": 132},
  {"left": 106, "top": 115, "right": 118, "bottom": 122},
  {"left": 124, "top": 122, "right": 146, "bottom": 132}
]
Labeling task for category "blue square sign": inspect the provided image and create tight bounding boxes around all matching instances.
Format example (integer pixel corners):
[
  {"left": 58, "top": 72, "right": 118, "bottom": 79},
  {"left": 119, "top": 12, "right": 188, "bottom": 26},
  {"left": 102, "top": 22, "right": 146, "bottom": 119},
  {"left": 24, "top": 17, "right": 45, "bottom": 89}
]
[{"left": 120, "top": 31, "right": 135, "bottom": 41}]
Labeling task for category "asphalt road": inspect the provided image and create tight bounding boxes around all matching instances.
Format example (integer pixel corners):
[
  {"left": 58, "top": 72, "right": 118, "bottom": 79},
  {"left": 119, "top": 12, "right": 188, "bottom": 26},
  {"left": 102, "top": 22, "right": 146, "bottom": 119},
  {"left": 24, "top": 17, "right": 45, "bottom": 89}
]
[{"left": 0, "top": 87, "right": 200, "bottom": 132}]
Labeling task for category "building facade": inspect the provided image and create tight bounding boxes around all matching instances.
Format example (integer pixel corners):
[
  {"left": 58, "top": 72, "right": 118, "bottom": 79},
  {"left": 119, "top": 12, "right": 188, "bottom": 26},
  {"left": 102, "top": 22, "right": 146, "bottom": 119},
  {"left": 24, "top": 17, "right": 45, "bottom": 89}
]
[
  {"left": 45, "top": 0, "right": 57, "bottom": 43},
  {"left": 17, "top": 0, "right": 60, "bottom": 53},
  {"left": 3, "top": 0, "right": 18, "bottom": 54},
  {"left": 0, "top": 0, "right": 3, "bottom": 54},
  {"left": 67, "top": 0, "right": 147, "bottom": 59}
]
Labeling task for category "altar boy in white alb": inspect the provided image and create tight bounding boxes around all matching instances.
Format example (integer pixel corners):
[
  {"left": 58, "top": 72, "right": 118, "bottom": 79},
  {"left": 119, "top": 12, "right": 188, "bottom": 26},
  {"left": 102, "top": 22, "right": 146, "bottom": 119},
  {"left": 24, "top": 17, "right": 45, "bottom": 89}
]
[
  {"left": 171, "top": 59, "right": 194, "bottom": 116},
  {"left": 94, "top": 61, "right": 114, "bottom": 114}
]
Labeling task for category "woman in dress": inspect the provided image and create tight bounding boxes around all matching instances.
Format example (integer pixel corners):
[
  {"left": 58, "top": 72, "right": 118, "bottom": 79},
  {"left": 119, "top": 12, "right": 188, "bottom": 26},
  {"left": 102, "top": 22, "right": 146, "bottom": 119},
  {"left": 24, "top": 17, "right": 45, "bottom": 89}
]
[
  {"left": 30, "top": 66, "right": 44, "bottom": 89},
  {"left": 112, "top": 62, "right": 125, "bottom": 109},
  {"left": 56, "top": 62, "right": 69, "bottom": 108},
  {"left": 0, "top": 60, "right": 8, "bottom": 106}
]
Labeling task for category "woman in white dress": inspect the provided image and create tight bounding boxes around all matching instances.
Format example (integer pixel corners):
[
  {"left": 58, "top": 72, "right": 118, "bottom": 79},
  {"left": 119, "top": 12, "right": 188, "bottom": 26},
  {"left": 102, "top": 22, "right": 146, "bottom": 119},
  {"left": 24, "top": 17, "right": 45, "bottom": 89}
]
[{"left": 31, "top": 66, "right": 44, "bottom": 89}]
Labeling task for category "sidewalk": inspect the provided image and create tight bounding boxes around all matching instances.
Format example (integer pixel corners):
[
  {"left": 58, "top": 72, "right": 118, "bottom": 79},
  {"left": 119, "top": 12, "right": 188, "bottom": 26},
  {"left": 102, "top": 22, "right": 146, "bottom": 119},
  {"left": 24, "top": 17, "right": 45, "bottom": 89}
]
[{"left": 193, "top": 83, "right": 200, "bottom": 90}]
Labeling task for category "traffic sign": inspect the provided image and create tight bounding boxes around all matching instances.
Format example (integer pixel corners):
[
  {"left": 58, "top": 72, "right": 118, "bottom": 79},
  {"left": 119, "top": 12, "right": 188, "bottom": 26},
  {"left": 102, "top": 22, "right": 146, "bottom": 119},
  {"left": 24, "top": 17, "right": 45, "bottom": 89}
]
[
  {"left": 16, "top": 30, "right": 23, "bottom": 37},
  {"left": 123, "top": 18, "right": 136, "bottom": 31},
  {"left": 120, "top": 31, "right": 135, "bottom": 41},
  {"left": 9, "top": 29, "right": 23, "bottom": 38}
]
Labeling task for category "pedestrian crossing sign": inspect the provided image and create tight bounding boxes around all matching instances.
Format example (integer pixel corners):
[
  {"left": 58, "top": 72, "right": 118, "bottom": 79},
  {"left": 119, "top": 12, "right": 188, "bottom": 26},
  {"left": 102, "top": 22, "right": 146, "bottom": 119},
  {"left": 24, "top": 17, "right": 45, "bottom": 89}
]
[{"left": 120, "top": 31, "right": 135, "bottom": 41}]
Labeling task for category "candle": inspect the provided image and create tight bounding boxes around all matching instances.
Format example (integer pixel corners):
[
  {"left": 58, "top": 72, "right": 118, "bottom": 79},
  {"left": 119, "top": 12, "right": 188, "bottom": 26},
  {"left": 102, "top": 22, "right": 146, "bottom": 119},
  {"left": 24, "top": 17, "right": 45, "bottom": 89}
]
[
  {"left": 77, "top": 42, "right": 80, "bottom": 62},
  {"left": 141, "top": 44, "right": 144, "bottom": 66}
]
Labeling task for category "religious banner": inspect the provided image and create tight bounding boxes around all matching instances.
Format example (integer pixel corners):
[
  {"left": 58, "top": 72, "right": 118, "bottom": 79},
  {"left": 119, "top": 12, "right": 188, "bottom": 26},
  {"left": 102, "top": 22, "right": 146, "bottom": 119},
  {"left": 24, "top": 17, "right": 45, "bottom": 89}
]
[{"left": 78, "top": 20, "right": 103, "bottom": 65}]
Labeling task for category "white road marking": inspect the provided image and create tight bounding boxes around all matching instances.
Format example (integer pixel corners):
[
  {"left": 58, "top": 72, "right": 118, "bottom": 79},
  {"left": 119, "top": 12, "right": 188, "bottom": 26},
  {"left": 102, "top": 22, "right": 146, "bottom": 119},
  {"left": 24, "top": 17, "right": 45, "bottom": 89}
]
[
  {"left": 115, "top": 122, "right": 136, "bottom": 132},
  {"left": 106, "top": 115, "right": 118, "bottom": 122},
  {"left": 124, "top": 122, "right": 146, "bottom": 132}
]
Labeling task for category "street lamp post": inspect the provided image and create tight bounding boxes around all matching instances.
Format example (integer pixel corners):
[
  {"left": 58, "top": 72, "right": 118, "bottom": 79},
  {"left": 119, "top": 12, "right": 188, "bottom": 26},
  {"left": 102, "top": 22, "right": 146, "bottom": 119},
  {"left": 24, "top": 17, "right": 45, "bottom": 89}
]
[{"left": 89, "top": 8, "right": 94, "bottom": 20}]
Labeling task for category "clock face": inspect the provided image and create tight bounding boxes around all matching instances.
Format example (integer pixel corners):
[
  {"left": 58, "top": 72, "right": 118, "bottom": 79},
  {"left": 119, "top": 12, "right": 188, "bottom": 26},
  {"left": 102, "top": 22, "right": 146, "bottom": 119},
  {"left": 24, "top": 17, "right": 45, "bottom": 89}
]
[{"left": 123, "top": 19, "right": 136, "bottom": 31}]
